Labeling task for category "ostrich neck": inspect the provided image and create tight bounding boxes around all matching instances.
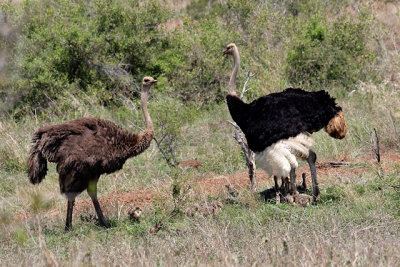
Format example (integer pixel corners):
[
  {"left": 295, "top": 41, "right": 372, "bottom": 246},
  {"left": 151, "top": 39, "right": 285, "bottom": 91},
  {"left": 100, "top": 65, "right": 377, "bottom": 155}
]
[
  {"left": 228, "top": 48, "right": 240, "bottom": 96},
  {"left": 141, "top": 87, "right": 153, "bottom": 132},
  {"left": 123, "top": 87, "right": 154, "bottom": 158}
]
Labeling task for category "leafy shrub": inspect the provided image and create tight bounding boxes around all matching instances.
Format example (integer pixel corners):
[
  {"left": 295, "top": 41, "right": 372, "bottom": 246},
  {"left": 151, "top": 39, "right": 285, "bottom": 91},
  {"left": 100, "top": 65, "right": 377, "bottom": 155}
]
[
  {"left": 1, "top": 0, "right": 243, "bottom": 113},
  {"left": 151, "top": 17, "right": 236, "bottom": 106},
  {"left": 150, "top": 97, "right": 198, "bottom": 165},
  {"left": 286, "top": 15, "right": 376, "bottom": 90},
  {"left": 2, "top": 0, "right": 169, "bottom": 113},
  {"left": 0, "top": 0, "right": 379, "bottom": 116}
]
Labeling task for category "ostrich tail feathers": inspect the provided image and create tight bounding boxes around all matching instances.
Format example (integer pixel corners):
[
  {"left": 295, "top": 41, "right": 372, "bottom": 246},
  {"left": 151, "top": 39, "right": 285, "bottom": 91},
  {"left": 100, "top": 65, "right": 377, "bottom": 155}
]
[
  {"left": 284, "top": 133, "right": 314, "bottom": 159},
  {"left": 28, "top": 133, "right": 48, "bottom": 184},
  {"left": 325, "top": 111, "right": 347, "bottom": 139}
]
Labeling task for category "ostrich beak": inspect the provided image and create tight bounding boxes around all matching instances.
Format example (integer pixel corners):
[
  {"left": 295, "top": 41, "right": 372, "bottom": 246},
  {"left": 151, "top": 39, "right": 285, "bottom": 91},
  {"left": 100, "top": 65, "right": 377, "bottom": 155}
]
[{"left": 152, "top": 79, "right": 158, "bottom": 84}]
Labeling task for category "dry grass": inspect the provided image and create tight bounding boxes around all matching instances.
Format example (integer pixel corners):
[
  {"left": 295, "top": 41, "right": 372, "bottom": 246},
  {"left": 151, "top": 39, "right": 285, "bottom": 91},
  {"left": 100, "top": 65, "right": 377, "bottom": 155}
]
[
  {"left": 1, "top": 48, "right": 399, "bottom": 266},
  {"left": 0, "top": 93, "right": 399, "bottom": 265},
  {"left": 1, "top": 159, "right": 400, "bottom": 266}
]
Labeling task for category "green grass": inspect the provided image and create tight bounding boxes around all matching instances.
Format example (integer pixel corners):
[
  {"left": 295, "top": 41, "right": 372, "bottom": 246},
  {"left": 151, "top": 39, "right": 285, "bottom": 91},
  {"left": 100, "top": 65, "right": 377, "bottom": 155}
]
[
  {"left": 0, "top": 72, "right": 399, "bottom": 265},
  {"left": 0, "top": 95, "right": 399, "bottom": 265},
  {"left": 1, "top": 165, "right": 400, "bottom": 265}
]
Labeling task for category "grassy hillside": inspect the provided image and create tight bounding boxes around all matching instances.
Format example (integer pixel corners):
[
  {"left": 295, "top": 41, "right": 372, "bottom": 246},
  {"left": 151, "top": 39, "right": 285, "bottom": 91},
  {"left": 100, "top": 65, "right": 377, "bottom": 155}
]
[{"left": 0, "top": 0, "right": 400, "bottom": 265}]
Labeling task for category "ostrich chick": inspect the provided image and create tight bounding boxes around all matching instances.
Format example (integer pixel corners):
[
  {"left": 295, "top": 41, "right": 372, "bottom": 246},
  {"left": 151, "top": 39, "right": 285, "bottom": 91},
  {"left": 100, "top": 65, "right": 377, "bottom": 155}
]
[{"left": 128, "top": 206, "right": 143, "bottom": 223}]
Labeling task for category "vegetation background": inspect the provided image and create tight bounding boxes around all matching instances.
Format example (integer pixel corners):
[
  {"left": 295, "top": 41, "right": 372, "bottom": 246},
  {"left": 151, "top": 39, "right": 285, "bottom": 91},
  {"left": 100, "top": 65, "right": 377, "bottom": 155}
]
[{"left": 0, "top": 0, "right": 399, "bottom": 265}]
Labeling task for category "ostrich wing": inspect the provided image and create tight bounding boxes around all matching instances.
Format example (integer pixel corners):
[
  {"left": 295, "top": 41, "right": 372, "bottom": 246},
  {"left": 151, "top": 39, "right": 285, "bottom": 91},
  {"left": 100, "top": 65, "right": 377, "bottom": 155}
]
[
  {"left": 228, "top": 88, "right": 342, "bottom": 152},
  {"left": 58, "top": 118, "right": 140, "bottom": 166},
  {"left": 36, "top": 118, "right": 140, "bottom": 174}
]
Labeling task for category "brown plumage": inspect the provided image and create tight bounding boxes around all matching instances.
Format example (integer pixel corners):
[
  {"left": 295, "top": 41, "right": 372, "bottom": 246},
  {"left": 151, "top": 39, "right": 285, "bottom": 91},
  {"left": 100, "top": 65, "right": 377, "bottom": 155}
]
[{"left": 28, "top": 76, "right": 157, "bottom": 231}]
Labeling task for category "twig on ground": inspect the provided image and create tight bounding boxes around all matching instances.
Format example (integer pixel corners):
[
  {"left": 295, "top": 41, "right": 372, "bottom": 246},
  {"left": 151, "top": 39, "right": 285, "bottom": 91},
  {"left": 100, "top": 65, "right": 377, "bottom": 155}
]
[
  {"left": 369, "top": 128, "right": 384, "bottom": 179},
  {"left": 382, "top": 183, "right": 400, "bottom": 190},
  {"left": 326, "top": 161, "right": 351, "bottom": 167}
]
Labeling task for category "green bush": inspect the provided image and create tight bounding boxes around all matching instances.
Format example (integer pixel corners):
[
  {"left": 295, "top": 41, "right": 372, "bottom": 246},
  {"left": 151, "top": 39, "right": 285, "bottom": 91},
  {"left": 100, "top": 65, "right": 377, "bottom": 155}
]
[
  {"left": 1, "top": 0, "right": 244, "bottom": 113},
  {"left": 2, "top": 0, "right": 169, "bottom": 112},
  {"left": 150, "top": 97, "right": 198, "bottom": 165},
  {"left": 0, "top": 0, "right": 379, "bottom": 116},
  {"left": 151, "top": 16, "right": 236, "bottom": 106},
  {"left": 286, "top": 15, "right": 375, "bottom": 90}
]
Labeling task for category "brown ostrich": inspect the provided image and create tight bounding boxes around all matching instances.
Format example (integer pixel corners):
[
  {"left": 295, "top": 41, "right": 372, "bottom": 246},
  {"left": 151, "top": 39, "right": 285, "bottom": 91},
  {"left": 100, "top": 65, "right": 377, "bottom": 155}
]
[{"left": 28, "top": 76, "right": 157, "bottom": 231}]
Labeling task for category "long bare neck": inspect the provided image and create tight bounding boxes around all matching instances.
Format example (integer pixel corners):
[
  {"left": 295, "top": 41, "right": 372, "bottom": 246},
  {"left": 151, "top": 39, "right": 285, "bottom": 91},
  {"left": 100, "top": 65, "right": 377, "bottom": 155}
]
[
  {"left": 228, "top": 47, "right": 240, "bottom": 96},
  {"left": 122, "top": 87, "right": 154, "bottom": 157},
  {"left": 141, "top": 87, "right": 153, "bottom": 132}
]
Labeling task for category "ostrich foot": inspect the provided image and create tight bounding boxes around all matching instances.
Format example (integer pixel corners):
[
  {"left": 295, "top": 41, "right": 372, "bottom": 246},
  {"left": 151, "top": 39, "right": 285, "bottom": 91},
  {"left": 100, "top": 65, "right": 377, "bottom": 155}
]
[
  {"left": 312, "top": 183, "right": 320, "bottom": 203},
  {"left": 98, "top": 219, "right": 111, "bottom": 228}
]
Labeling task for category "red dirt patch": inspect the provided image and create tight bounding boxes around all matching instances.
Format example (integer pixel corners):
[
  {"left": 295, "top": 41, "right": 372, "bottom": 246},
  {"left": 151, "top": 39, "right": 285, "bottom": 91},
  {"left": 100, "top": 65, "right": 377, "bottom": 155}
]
[{"left": 14, "top": 149, "right": 400, "bottom": 221}]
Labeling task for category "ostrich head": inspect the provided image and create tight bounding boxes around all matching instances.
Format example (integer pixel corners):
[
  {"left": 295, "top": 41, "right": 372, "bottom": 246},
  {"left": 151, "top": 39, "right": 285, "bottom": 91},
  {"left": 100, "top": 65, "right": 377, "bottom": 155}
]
[
  {"left": 223, "top": 43, "right": 240, "bottom": 96},
  {"left": 132, "top": 207, "right": 142, "bottom": 218},
  {"left": 142, "top": 76, "right": 157, "bottom": 89},
  {"left": 223, "top": 43, "right": 237, "bottom": 56}
]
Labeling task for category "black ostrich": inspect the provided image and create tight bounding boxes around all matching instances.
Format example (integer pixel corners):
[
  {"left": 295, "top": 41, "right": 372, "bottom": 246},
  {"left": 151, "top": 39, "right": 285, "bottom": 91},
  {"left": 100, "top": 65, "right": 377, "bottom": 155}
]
[
  {"left": 223, "top": 43, "right": 347, "bottom": 201},
  {"left": 28, "top": 76, "right": 157, "bottom": 231}
]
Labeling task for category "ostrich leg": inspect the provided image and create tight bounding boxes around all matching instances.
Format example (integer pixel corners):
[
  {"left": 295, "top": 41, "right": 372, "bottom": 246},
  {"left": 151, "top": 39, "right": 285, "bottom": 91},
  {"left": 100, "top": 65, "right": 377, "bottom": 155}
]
[
  {"left": 301, "top": 173, "right": 307, "bottom": 191},
  {"left": 274, "top": 176, "right": 280, "bottom": 204},
  {"left": 273, "top": 176, "right": 279, "bottom": 191},
  {"left": 289, "top": 168, "right": 297, "bottom": 195},
  {"left": 87, "top": 180, "right": 110, "bottom": 228},
  {"left": 65, "top": 199, "right": 75, "bottom": 232},
  {"left": 307, "top": 150, "right": 319, "bottom": 202}
]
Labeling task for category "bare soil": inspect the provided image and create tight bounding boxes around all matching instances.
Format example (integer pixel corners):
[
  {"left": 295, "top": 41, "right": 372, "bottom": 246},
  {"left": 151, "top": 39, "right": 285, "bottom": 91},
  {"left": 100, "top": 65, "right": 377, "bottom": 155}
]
[{"left": 14, "top": 149, "right": 400, "bottom": 221}]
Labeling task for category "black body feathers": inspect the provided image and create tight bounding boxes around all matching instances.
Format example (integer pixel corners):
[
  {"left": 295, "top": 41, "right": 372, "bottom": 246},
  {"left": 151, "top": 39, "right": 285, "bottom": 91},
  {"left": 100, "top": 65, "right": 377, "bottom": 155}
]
[{"left": 226, "top": 88, "right": 342, "bottom": 152}]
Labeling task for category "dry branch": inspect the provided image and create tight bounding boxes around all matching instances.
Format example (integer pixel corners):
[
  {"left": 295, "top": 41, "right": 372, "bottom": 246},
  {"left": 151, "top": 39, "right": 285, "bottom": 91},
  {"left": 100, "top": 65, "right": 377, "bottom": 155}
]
[
  {"left": 240, "top": 72, "right": 254, "bottom": 99},
  {"left": 327, "top": 161, "right": 351, "bottom": 167},
  {"left": 371, "top": 128, "right": 380, "bottom": 163},
  {"left": 88, "top": 60, "right": 141, "bottom": 94},
  {"left": 228, "top": 71, "right": 256, "bottom": 191},
  {"left": 129, "top": 120, "right": 177, "bottom": 167},
  {"left": 153, "top": 135, "right": 177, "bottom": 167}
]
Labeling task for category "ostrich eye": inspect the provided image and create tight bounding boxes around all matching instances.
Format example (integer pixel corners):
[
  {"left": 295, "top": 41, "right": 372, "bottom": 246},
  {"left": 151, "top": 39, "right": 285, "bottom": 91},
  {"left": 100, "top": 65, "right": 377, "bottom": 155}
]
[{"left": 144, "top": 79, "right": 149, "bottom": 82}]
